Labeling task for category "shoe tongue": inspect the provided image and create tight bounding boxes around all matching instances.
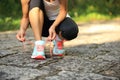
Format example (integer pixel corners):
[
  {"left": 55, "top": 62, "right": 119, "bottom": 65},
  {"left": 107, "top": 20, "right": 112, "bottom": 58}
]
[{"left": 36, "top": 44, "right": 44, "bottom": 52}]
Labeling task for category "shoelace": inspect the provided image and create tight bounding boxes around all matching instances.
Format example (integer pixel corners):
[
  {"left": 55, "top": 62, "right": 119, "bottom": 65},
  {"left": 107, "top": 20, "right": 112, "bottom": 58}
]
[
  {"left": 22, "top": 39, "right": 53, "bottom": 57},
  {"left": 22, "top": 40, "right": 34, "bottom": 53}
]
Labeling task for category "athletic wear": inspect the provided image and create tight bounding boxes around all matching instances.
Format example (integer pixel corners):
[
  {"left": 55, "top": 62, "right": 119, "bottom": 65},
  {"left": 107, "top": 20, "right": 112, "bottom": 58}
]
[
  {"left": 58, "top": 18, "right": 79, "bottom": 40},
  {"left": 29, "top": 0, "right": 79, "bottom": 40},
  {"left": 31, "top": 40, "right": 46, "bottom": 60},
  {"left": 43, "top": 0, "right": 60, "bottom": 20}
]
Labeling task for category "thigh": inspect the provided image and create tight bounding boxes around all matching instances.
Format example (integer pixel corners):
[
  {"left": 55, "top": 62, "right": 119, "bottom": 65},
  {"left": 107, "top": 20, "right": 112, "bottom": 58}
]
[
  {"left": 42, "top": 20, "right": 54, "bottom": 37},
  {"left": 29, "top": 0, "right": 51, "bottom": 37}
]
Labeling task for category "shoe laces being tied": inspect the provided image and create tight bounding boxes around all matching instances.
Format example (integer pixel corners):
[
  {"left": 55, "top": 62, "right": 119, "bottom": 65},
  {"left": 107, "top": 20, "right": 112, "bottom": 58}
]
[{"left": 22, "top": 39, "right": 54, "bottom": 57}]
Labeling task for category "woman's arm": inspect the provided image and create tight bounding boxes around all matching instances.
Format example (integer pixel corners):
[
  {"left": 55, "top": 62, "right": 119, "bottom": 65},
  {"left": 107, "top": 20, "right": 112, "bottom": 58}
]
[
  {"left": 16, "top": 0, "right": 30, "bottom": 42},
  {"left": 48, "top": 0, "right": 68, "bottom": 40},
  {"left": 20, "top": 0, "right": 30, "bottom": 31},
  {"left": 51, "top": 0, "right": 68, "bottom": 29}
]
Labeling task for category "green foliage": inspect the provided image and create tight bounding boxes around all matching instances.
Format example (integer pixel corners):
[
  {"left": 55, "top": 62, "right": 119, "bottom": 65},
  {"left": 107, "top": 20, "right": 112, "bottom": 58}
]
[
  {"left": 0, "top": 17, "right": 20, "bottom": 31},
  {"left": 0, "top": 0, "right": 120, "bottom": 31},
  {"left": 68, "top": 0, "right": 120, "bottom": 17},
  {"left": 73, "top": 12, "right": 111, "bottom": 23},
  {"left": 0, "top": 0, "right": 21, "bottom": 31},
  {"left": 0, "top": 0, "right": 21, "bottom": 17},
  {"left": 68, "top": 0, "right": 120, "bottom": 22}
]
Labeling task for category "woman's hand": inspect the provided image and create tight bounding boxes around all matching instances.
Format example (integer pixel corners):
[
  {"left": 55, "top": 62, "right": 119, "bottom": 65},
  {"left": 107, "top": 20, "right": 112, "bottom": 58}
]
[
  {"left": 16, "top": 17, "right": 29, "bottom": 42},
  {"left": 16, "top": 29, "right": 26, "bottom": 42},
  {"left": 16, "top": 0, "right": 29, "bottom": 42},
  {"left": 46, "top": 0, "right": 67, "bottom": 41},
  {"left": 47, "top": 27, "right": 56, "bottom": 41}
]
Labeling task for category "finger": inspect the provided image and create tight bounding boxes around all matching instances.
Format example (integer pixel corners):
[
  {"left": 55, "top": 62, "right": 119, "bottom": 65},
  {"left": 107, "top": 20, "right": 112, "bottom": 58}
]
[
  {"left": 23, "top": 33, "right": 26, "bottom": 41},
  {"left": 51, "top": 33, "right": 56, "bottom": 40},
  {"left": 21, "top": 34, "right": 25, "bottom": 41},
  {"left": 47, "top": 36, "right": 52, "bottom": 41},
  {"left": 16, "top": 33, "right": 25, "bottom": 42},
  {"left": 49, "top": 32, "right": 52, "bottom": 40},
  {"left": 16, "top": 34, "right": 22, "bottom": 41}
]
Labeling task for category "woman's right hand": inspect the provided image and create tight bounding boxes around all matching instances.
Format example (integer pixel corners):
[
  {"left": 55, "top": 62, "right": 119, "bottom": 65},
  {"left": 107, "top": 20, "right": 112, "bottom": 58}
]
[
  {"left": 16, "top": 17, "right": 29, "bottom": 42},
  {"left": 16, "top": 29, "right": 26, "bottom": 42},
  {"left": 17, "top": 0, "right": 29, "bottom": 42}
]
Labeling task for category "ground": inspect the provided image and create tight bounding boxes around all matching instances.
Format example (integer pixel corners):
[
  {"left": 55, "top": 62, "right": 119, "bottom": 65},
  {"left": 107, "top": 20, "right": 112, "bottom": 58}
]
[{"left": 0, "top": 20, "right": 120, "bottom": 80}]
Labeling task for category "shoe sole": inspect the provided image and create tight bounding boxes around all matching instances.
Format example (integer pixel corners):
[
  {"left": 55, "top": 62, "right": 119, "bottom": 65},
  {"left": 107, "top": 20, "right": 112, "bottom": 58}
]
[
  {"left": 31, "top": 55, "right": 46, "bottom": 60},
  {"left": 53, "top": 54, "right": 64, "bottom": 57}
]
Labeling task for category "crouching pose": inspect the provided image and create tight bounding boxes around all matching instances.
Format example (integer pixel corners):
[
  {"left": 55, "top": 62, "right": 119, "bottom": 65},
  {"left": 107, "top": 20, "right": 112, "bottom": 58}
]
[{"left": 16, "top": 0, "right": 79, "bottom": 60}]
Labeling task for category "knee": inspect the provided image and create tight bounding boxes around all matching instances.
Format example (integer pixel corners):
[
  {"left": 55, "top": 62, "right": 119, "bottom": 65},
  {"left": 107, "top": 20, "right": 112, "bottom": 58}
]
[
  {"left": 29, "top": 7, "right": 43, "bottom": 13},
  {"left": 29, "top": 7, "right": 44, "bottom": 18},
  {"left": 61, "top": 26, "right": 79, "bottom": 40},
  {"left": 60, "top": 18, "right": 79, "bottom": 40}
]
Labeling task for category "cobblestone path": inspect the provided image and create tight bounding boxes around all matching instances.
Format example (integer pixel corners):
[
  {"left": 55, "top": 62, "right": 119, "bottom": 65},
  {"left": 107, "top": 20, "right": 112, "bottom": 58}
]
[{"left": 0, "top": 20, "right": 120, "bottom": 80}]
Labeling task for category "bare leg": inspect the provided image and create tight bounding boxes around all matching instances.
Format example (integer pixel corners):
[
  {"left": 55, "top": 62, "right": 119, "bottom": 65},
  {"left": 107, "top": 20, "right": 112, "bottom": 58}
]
[{"left": 29, "top": 7, "right": 44, "bottom": 40}]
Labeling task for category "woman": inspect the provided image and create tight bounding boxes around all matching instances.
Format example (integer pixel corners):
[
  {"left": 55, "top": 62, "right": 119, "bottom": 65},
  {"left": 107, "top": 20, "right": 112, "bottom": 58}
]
[{"left": 16, "top": 0, "right": 79, "bottom": 60}]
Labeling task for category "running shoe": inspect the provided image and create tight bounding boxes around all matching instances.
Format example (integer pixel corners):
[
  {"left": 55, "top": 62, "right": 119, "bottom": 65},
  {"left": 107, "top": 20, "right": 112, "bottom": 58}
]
[
  {"left": 53, "top": 36, "right": 65, "bottom": 56},
  {"left": 31, "top": 40, "right": 46, "bottom": 60}
]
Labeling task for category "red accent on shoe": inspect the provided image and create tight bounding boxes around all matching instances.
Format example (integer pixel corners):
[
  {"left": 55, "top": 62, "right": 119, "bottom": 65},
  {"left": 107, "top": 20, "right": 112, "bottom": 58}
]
[
  {"left": 57, "top": 41, "right": 63, "bottom": 50},
  {"left": 34, "top": 55, "right": 46, "bottom": 60},
  {"left": 36, "top": 45, "right": 44, "bottom": 52}
]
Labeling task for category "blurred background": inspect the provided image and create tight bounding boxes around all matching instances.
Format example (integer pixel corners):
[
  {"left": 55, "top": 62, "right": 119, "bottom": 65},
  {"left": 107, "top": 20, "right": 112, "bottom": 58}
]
[{"left": 0, "top": 0, "right": 120, "bottom": 31}]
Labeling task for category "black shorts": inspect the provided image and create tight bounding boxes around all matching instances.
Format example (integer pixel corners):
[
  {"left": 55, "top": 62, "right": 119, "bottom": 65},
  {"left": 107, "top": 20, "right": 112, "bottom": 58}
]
[{"left": 29, "top": 0, "right": 78, "bottom": 40}]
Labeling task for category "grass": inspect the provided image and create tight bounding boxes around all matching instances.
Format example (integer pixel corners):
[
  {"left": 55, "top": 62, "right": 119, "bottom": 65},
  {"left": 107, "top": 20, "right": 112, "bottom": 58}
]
[
  {"left": 0, "top": 17, "right": 20, "bottom": 31},
  {"left": 0, "top": 12, "right": 120, "bottom": 32},
  {"left": 72, "top": 12, "right": 113, "bottom": 23}
]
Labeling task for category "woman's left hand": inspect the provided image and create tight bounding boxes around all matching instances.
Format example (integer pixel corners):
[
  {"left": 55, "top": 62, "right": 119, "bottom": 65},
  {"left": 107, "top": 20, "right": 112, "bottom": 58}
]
[{"left": 47, "top": 27, "right": 56, "bottom": 41}]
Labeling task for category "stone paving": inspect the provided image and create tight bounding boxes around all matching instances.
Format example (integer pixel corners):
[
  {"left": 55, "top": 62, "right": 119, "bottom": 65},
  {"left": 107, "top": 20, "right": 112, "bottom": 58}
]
[{"left": 0, "top": 20, "right": 120, "bottom": 80}]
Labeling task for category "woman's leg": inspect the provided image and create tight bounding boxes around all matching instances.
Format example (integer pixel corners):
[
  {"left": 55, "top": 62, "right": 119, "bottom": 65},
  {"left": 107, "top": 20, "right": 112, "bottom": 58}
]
[
  {"left": 52, "top": 17, "right": 78, "bottom": 56},
  {"left": 28, "top": 0, "right": 46, "bottom": 60},
  {"left": 29, "top": 8, "right": 44, "bottom": 40},
  {"left": 29, "top": 8, "right": 46, "bottom": 59},
  {"left": 56, "top": 17, "right": 79, "bottom": 40}
]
